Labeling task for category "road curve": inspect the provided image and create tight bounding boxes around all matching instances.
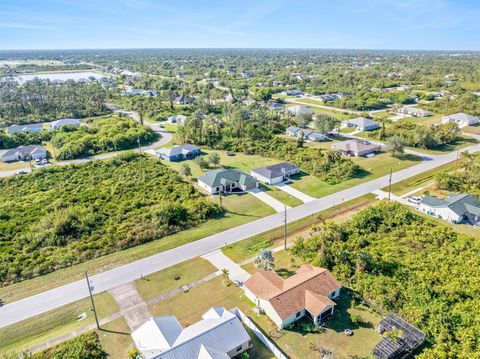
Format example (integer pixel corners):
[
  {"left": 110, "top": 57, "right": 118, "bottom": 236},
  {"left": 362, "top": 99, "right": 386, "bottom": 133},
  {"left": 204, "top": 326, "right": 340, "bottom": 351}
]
[{"left": 1, "top": 140, "right": 480, "bottom": 328}]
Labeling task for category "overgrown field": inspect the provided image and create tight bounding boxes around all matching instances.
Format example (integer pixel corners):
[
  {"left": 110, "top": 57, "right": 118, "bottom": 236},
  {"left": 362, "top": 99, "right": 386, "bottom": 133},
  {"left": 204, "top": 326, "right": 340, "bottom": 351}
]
[{"left": 0, "top": 154, "right": 220, "bottom": 285}]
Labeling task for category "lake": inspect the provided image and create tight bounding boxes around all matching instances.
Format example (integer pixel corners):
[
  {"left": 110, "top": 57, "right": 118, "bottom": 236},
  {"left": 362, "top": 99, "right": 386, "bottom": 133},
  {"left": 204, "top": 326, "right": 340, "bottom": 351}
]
[{"left": 7, "top": 71, "right": 112, "bottom": 84}]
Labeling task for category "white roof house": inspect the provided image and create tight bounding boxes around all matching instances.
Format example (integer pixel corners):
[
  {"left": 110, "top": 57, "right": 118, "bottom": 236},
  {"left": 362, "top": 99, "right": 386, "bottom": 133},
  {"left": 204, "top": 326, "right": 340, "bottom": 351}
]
[
  {"left": 51, "top": 118, "right": 81, "bottom": 130},
  {"left": 5, "top": 123, "right": 44, "bottom": 135},
  {"left": 398, "top": 106, "right": 432, "bottom": 117},
  {"left": 441, "top": 113, "right": 479, "bottom": 128},
  {"left": 340, "top": 117, "right": 380, "bottom": 131},
  {"left": 167, "top": 115, "right": 187, "bottom": 124},
  {"left": 132, "top": 307, "right": 251, "bottom": 359},
  {"left": 285, "top": 105, "right": 313, "bottom": 116}
]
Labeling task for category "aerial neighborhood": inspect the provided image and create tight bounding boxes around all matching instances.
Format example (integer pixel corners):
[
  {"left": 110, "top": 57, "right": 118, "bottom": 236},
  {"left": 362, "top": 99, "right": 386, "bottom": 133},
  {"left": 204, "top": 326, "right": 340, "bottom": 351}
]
[{"left": 1, "top": 28, "right": 480, "bottom": 359}]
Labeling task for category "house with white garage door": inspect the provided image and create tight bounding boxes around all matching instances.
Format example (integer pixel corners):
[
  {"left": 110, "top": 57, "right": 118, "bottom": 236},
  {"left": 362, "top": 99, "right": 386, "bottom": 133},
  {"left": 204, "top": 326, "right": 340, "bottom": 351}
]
[
  {"left": 251, "top": 162, "right": 300, "bottom": 185},
  {"left": 441, "top": 113, "right": 479, "bottom": 128},
  {"left": 198, "top": 168, "right": 258, "bottom": 194}
]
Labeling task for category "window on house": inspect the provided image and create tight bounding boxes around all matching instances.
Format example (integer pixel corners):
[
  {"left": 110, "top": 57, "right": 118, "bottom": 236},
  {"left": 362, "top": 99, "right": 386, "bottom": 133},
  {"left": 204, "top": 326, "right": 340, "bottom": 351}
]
[
  {"left": 236, "top": 345, "right": 243, "bottom": 352},
  {"left": 296, "top": 311, "right": 301, "bottom": 318}
]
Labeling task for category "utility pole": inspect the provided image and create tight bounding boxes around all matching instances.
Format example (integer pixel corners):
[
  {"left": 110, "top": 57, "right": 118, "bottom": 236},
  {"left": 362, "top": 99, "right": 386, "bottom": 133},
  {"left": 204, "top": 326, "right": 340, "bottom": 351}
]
[
  {"left": 388, "top": 168, "right": 393, "bottom": 201},
  {"left": 137, "top": 136, "right": 142, "bottom": 153},
  {"left": 85, "top": 270, "right": 100, "bottom": 330},
  {"left": 284, "top": 205, "right": 287, "bottom": 250}
]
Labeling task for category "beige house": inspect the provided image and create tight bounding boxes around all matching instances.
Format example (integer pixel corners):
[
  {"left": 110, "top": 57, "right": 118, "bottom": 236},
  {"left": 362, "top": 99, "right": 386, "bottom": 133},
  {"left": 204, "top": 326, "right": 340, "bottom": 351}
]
[
  {"left": 332, "top": 140, "right": 381, "bottom": 157},
  {"left": 244, "top": 264, "right": 342, "bottom": 329}
]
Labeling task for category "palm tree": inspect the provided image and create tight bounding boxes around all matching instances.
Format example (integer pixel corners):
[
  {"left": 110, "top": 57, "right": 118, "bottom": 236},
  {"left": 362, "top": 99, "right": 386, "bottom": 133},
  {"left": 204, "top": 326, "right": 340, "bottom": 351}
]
[{"left": 221, "top": 268, "right": 231, "bottom": 287}]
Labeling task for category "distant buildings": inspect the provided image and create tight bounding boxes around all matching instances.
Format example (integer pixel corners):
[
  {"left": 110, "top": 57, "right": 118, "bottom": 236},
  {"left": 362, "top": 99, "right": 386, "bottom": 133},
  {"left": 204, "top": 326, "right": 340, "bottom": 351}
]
[
  {"left": 50, "top": 118, "right": 81, "bottom": 130},
  {"left": 198, "top": 169, "right": 258, "bottom": 194},
  {"left": 156, "top": 144, "right": 200, "bottom": 162},
  {"left": 340, "top": 117, "right": 380, "bottom": 132},
  {"left": 285, "top": 105, "right": 313, "bottom": 117},
  {"left": 175, "top": 95, "right": 196, "bottom": 105},
  {"left": 441, "top": 113, "right": 479, "bottom": 128},
  {"left": 281, "top": 90, "right": 303, "bottom": 97},
  {"left": 167, "top": 115, "right": 187, "bottom": 124},
  {"left": 244, "top": 264, "right": 342, "bottom": 330},
  {"left": 285, "top": 126, "right": 328, "bottom": 142},
  {"left": 332, "top": 140, "right": 381, "bottom": 157},
  {"left": 397, "top": 106, "right": 432, "bottom": 117},
  {"left": 419, "top": 193, "right": 480, "bottom": 225},
  {"left": 5, "top": 123, "right": 44, "bottom": 136},
  {"left": 131, "top": 307, "right": 251, "bottom": 359},
  {"left": 316, "top": 93, "right": 352, "bottom": 102},
  {"left": 250, "top": 162, "right": 300, "bottom": 185},
  {"left": 122, "top": 88, "right": 157, "bottom": 97},
  {"left": 1, "top": 145, "right": 47, "bottom": 163}
]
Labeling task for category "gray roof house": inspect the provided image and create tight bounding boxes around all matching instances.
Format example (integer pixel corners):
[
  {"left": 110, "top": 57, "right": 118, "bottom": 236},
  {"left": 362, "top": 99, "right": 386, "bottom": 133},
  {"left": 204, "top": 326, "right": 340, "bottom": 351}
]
[
  {"left": 156, "top": 144, "right": 200, "bottom": 162},
  {"left": 167, "top": 115, "right": 187, "bottom": 124},
  {"left": 198, "top": 168, "right": 258, "bottom": 194},
  {"left": 131, "top": 307, "right": 251, "bottom": 359},
  {"left": 306, "top": 131, "right": 328, "bottom": 142},
  {"left": 441, "top": 113, "right": 479, "bottom": 128},
  {"left": 285, "top": 105, "right": 313, "bottom": 116},
  {"left": 332, "top": 140, "right": 381, "bottom": 157},
  {"left": 51, "top": 118, "right": 81, "bottom": 130},
  {"left": 1, "top": 145, "right": 47, "bottom": 163},
  {"left": 251, "top": 162, "right": 300, "bottom": 185},
  {"left": 341, "top": 117, "right": 380, "bottom": 131},
  {"left": 285, "top": 126, "right": 301, "bottom": 137},
  {"left": 5, "top": 123, "right": 44, "bottom": 136},
  {"left": 419, "top": 193, "right": 480, "bottom": 225}
]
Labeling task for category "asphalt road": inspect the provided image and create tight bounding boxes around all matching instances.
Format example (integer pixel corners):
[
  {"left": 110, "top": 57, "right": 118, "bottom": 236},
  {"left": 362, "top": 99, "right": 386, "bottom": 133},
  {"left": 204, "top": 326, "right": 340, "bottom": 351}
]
[
  {"left": 2, "top": 140, "right": 480, "bottom": 328},
  {"left": 0, "top": 106, "right": 173, "bottom": 178}
]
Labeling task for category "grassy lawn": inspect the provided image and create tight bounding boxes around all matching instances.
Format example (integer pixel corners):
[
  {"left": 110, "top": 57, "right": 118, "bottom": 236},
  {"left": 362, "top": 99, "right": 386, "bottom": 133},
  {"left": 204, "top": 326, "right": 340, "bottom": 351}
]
[
  {"left": 0, "top": 190, "right": 274, "bottom": 304},
  {"left": 463, "top": 124, "right": 480, "bottom": 135},
  {"left": 0, "top": 292, "right": 118, "bottom": 357},
  {"left": 385, "top": 160, "right": 458, "bottom": 196},
  {"left": 0, "top": 161, "right": 30, "bottom": 171},
  {"left": 223, "top": 194, "right": 377, "bottom": 263},
  {"left": 242, "top": 249, "right": 305, "bottom": 276},
  {"left": 96, "top": 318, "right": 133, "bottom": 359},
  {"left": 135, "top": 257, "right": 217, "bottom": 301},
  {"left": 403, "top": 113, "right": 443, "bottom": 126},
  {"left": 260, "top": 184, "right": 303, "bottom": 207},
  {"left": 290, "top": 152, "right": 422, "bottom": 198}
]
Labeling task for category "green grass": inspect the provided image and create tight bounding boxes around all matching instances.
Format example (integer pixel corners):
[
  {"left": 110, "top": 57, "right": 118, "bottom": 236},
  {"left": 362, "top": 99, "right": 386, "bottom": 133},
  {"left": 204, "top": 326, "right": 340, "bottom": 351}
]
[
  {"left": 290, "top": 152, "right": 422, "bottom": 198},
  {"left": 242, "top": 249, "right": 305, "bottom": 276},
  {"left": 96, "top": 318, "right": 133, "bottom": 359},
  {"left": 260, "top": 184, "right": 303, "bottom": 207},
  {"left": 0, "top": 161, "right": 30, "bottom": 171},
  {"left": 0, "top": 191, "right": 274, "bottom": 304},
  {"left": 223, "top": 194, "right": 377, "bottom": 263},
  {"left": 0, "top": 292, "right": 119, "bottom": 357},
  {"left": 385, "top": 161, "right": 458, "bottom": 196},
  {"left": 135, "top": 257, "right": 217, "bottom": 300}
]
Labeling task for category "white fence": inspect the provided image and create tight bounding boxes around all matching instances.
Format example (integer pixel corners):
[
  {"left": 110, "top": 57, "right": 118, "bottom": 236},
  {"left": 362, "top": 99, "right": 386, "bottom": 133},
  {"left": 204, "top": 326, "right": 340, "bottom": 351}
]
[{"left": 232, "top": 307, "right": 289, "bottom": 359}]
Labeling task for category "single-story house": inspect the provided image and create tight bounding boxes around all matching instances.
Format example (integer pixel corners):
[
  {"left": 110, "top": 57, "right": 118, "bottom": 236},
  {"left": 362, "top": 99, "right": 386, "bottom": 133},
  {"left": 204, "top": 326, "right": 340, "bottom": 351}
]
[
  {"left": 285, "top": 126, "right": 302, "bottom": 137},
  {"left": 306, "top": 131, "right": 328, "bottom": 142},
  {"left": 50, "top": 118, "right": 81, "bottom": 130},
  {"left": 441, "top": 113, "right": 479, "bottom": 128},
  {"left": 156, "top": 144, "right": 200, "bottom": 162},
  {"left": 397, "top": 106, "right": 432, "bottom": 117},
  {"left": 332, "top": 140, "right": 381, "bottom": 157},
  {"left": 418, "top": 193, "right": 480, "bottom": 225},
  {"left": 281, "top": 90, "right": 303, "bottom": 96},
  {"left": 266, "top": 102, "right": 283, "bottom": 111},
  {"left": 1, "top": 145, "right": 47, "bottom": 162},
  {"left": 285, "top": 127, "right": 327, "bottom": 142},
  {"left": 244, "top": 264, "right": 342, "bottom": 329},
  {"left": 5, "top": 123, "right": 44, "bottom": 136},
  {"left": 132, "top": 307, "right": 251, "bottom": 359},
  {"left": 175, "top": 95, "right": 195, "bottom": 105},
  {"left": 198, "top": 168, "right": 258, "bottom": 194},
  {"left": 167, "top": 115, "right": 187, "bottom": 124},
  {"left": 251, "top": 162, "right": 300, "bottom": 185},
  {"left": 122, "top": 88, "right": 157, "bottom": 96},
  {"left": 285, "top": 105, "right": 313, "bottom": 117},
  {"left": 341, "top": 117, "right": 380, "bottom": 131}
]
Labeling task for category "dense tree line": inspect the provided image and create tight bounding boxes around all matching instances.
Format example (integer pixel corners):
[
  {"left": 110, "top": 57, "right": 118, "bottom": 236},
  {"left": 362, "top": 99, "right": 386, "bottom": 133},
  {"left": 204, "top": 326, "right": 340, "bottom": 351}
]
[
  {"left": 292, "top": 202, "right": 480, "bottom": 358},
  {"left": 0, "top": 79, "right": 110, "bottom": 126},
  {"left": 0, "top": 130, "right": 52, "bottom": 149},
  {"left": 0, "top": 154, "right": 221, "bottom": 284},
  {"left": 51, "top": 117, "right": 158, "bottom": 160},
  {"left": 435, "top": 151, "right": 480, "bottom": 197}
]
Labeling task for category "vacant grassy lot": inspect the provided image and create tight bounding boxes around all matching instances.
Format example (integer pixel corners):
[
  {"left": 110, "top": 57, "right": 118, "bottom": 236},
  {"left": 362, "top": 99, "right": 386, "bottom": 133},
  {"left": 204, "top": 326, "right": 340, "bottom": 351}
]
[
  {"left": 290, "top": 152, "right": 421, "bottom": 198},
  {"left": 223, "top": 194, "right": 377, "bottom": 263},
  {"left": 0, "top": 188, "right": 274, "bottom": 304},
  {"left": 135, "top": 257, "right": 217, "bottom": 300},
  {"left": 463, "top": 124, "right": 480, "bottom": 135},
  {"left": 0, "top": 292, "right": 118, "bottom": 357},
  {"left": 0, "top": 161, "right": 30, "bottom": 171}
]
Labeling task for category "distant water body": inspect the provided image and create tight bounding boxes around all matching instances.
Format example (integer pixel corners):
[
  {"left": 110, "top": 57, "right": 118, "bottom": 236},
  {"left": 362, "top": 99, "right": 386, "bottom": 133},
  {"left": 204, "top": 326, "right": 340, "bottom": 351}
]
[{"left": 6, "top": 71, "right": 111, "bottom": 84}]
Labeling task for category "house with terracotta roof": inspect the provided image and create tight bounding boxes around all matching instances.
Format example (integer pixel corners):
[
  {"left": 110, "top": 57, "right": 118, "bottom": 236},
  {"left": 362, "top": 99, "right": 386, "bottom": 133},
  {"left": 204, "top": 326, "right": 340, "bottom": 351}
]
[{"left": 244, "top": 264, "right": 342, "bottom": 329}]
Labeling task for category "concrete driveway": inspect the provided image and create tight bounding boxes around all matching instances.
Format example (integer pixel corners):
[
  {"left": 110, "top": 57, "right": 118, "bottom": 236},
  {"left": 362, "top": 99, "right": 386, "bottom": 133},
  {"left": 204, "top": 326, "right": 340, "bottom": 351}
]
[
  {"left": 274, "top": 182, "right": 316, "bottom": 203},
  {"left": 247, "top": 188, "right": 289, "bottom": 212},
  {"left": 201, "top": 250, "right": 251, "bottom": 285}
]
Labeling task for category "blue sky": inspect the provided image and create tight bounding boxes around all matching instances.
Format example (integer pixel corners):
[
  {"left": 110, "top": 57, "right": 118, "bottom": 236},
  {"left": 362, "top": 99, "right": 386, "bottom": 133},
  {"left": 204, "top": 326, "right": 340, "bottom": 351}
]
[{"left": 1, "top": 0, "right": 480, "bottom": 50}]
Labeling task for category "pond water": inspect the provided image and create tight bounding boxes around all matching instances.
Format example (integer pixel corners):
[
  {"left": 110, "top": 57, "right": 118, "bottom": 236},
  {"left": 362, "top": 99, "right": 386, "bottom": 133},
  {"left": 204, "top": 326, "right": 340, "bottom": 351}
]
[{"left": 7, "top": 71, "right": 112, "bottom": 84}]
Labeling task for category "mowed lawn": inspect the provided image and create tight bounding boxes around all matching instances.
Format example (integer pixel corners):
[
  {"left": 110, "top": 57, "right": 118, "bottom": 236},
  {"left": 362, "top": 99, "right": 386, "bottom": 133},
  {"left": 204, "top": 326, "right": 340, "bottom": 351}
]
[
  {"left": 0, "top": 292, "right": 119, "bottom": 357},
  {"left": 135, "top": 257, "right": 217, "bottom": 300},
  {"left": 0, "top": 185, "right": 274, "bottom": 304},
  {"left": 289, "top": 152, "right": 422, "bottom": 198}
]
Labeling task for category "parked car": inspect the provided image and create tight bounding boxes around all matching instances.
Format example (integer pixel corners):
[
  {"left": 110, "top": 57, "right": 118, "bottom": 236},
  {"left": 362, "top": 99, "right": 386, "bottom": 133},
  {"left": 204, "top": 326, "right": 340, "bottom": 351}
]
[
  {"left": 407, "top": 196, "right": 422, "bottom": 204},
  {"left": 15, "top": 169, "right": 28, "bottom": 175}
]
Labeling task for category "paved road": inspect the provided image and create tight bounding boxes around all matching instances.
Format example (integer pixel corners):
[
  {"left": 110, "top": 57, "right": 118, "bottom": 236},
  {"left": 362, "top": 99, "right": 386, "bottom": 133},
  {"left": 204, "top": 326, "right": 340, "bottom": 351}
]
[
  {"left": 2, "top": 140, "right": 480, "bottom": 328},
  {"left": 0, "top": 106, "right": 173, "bottom": 179},
  {"left": 285, "top": 97, "right": 362, "bottom": 115}
]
